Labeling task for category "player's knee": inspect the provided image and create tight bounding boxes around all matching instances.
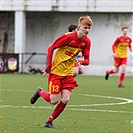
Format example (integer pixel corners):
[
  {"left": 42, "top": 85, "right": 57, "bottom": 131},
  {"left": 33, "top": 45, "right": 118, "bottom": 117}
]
[
  {"left": 50, "top": 99, "right": 59, "bottom": 105},
  {"left": 121, "top": 70, "right": 125, "bottom": 73},
  {"left": 61, "top": 97, "right": 70, "bottom": 104},
  {"left": 114, "top": 68, "right": 119, "bottom": 73},
  {"left": 121, "top": 69, "right": 126, "bottom": 73},
  {"left": 50, "top": 94, "right": 60, "bottom": 105},
  {"left": 114, "top": 70, "right": 118, "bottom": 73},
  {"left": 50, "top": 98, "right": 59, "bottom": 105}
]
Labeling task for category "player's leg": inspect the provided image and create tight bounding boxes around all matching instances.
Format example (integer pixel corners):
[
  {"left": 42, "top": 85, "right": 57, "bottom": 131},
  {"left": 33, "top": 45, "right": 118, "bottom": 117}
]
[
  {"left": 118, "top": 58, "right": 127, "bottom": 87},
  {"left": 113, "top": 66, "right": 119, "bottom": 73},
  {"left": 78, "top": 66, "right": 83, "bottom": 74},
  {"left": 30, "top": 87, "right": 60, "bottom": 104},
  {"left": 45, "top": 89, "right": 71, "bottom": 128},
  {"left": 73, "top": 66, "right": 79, "bottom": 77},
  {"left": 30, "top": 73, "right": 60, "bottom": 104},
  {"left": 105, "top": 67, "right": 119, "bottom": 80},
  {"left": 47, "top": 89, "right": 71, "bottom": 121},
  {"left": 105, "top": 57, "right": 120, "bottom": 80},
  {"left": 44, "top": 76, "right": 77, "bottom": 128}
]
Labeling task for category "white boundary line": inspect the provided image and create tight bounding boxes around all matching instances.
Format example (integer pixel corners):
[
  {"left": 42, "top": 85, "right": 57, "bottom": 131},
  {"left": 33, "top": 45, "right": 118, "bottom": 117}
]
[
  {"left": 68, "top": 94, "right": 133, "bottom": 114},
  {"left": 0, "top": 105, "right": 132, "bottom": 114},
  {"left": 0, "top": 105, "right": 53, "bottom": 109},
  {"left": 67, "top": 94, "right": 133, "bottom": 107},
  {"left": 0, "top": 94, "right": 133, "bottom": 114},
  {"left": 70, "top": 108, "right": 133, "bottom": 114}
]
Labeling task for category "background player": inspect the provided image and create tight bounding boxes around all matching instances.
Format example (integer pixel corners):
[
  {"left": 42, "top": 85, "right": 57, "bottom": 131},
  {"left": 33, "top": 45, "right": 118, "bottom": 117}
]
[
  {"left": 105, "top": 26, "right": 132, "bottom": 87},
  {"left": 30, "top": 15, "right": 93, "bottom": 128},
  {"left": 68, "top": 24, "right": 78, "bottom": 32}
]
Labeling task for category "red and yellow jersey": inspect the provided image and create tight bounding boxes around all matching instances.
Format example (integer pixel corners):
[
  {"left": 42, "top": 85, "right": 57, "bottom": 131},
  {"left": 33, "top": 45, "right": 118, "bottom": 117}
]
[
  {"left": 45, "top": 32, "right": 91, "bottom": 76},
  {"left": 112, "top": 35, "right": 132, "bottom": 58}
]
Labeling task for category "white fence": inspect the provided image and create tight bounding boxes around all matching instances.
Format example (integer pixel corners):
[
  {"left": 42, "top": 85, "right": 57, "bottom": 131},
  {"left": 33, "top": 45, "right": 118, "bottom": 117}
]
[{"left": 0, "top": 0, "right": 132, "bottom": 12}]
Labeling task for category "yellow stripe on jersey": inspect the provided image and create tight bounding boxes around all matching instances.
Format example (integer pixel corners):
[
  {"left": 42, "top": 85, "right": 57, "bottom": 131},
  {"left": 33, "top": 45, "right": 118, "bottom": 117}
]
[
  {"left": 51, "top": 46, "right": 82, "bottom": 76},
  {"left": 115, "top": 42, "right": 130, "bottom": 58}
]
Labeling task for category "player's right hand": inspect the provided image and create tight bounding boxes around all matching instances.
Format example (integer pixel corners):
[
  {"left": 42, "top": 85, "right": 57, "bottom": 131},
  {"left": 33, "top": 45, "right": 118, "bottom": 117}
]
[
  {"left": 113, "top": 53, "right": 116, "bottom": 57},
  {"left": 42, "top": 70, "right": 49, "bottom": 77}
]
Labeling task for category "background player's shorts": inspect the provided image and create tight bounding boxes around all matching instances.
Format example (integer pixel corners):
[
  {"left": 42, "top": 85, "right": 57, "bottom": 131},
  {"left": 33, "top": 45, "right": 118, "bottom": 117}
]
[
  {"left": 74, "top": 59, "right": 81, "bottom": 67},
  {"left": 114, "top": 57, "right": 127, "bottom": 67},
  {"left": 48, "top": 73, "right": 78, "bottom": 94},
  {"left": 74, "top": 62, "right": 78, "bottom": 67}
]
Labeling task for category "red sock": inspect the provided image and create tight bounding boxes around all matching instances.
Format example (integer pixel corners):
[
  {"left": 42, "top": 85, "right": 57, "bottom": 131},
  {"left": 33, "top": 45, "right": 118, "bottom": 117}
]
[
  {"left": 119, "top": 73, "right": 125, "bottom": 85},
  {"left": 108, "top": 69, "right": 114, "bottom": 74},
  {"left": 47, "top": 101, "right": 66, "bottom": 122},
  {"left": 38, "top": 90, "right": 50, "bottom": 103}
]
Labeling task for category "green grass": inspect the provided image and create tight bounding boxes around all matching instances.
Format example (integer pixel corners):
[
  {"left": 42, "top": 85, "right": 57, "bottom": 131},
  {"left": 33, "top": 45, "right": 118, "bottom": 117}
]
[{"left": 0, "top": 74, "right": 133, "bottom": 133}]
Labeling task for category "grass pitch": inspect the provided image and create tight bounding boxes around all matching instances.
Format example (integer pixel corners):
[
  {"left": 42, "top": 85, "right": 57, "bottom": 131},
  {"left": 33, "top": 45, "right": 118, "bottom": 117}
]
[{"left": 0, "top": 74, "right": 133, "bottom": 133}]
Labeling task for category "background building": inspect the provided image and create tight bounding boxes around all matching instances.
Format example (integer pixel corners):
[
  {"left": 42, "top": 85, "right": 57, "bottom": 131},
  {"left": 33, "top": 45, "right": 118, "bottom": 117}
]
[{"left": 0, "top": 0, "right": 132, "bottom": 75}]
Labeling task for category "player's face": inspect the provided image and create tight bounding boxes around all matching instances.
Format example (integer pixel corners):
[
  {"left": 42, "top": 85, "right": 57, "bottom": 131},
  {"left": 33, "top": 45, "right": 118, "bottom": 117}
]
[
  {"left": 122, "top": 28, "right": 128, "bottom": 37},
  {"left": 78, "top": 24, "right": 91, "bottom": 37}
]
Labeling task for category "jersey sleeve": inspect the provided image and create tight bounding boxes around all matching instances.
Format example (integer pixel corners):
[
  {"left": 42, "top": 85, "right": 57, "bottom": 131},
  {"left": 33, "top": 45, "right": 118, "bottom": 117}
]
[
  {"left": 129, "top": 38, "right": 132, "bottom": 51},
  {"left": 79, "top": 40, "right": 91, "bottom": 65},
  {"left": 112, "top": 37, "right": 119, "bottom": 53}
]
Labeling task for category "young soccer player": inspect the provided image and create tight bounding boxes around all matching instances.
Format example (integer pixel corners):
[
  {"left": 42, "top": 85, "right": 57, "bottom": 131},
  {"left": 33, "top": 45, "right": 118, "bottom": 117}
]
[
  {"left": 68, "top": 24, "right": 84, "bottom": 77},
  {"left": 105, "top": 26, "right": 132, "bottom": 87},
  {"left": 30, "top": 15, "right": 93, "bottom": 128}
]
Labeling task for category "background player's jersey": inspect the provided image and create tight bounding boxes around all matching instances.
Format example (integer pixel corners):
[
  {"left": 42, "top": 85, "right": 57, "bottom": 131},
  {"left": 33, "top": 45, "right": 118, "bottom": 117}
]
[
  {"left": 50, "top": 32, "right": 91, "bottom": 76},
  {"left": 112, "top": 35, "right": 132, "bottom": 58}
]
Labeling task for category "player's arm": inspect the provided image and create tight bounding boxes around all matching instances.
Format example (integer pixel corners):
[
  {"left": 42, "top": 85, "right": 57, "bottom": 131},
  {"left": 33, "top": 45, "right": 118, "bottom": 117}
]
[
  {"left": 112, "top": 38, "right": 119, "bottom": 56},
  {"left": 129, "top": 38, "right": 132, "bottom": 52},
  {"left": 129, "top": 44, "right": 132, "bottom": 52},
  {"left": 78, "top": 42, "right": 91, "bottom": 66},
  {"left": 44, "top": 34, "right": 71, "bottom": 73}
]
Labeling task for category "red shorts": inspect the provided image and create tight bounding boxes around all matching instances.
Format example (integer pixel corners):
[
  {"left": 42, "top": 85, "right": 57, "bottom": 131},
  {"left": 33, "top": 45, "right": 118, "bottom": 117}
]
[
  {"left": 48, "top": 73, "right": 78, "bottom": 94},
  {"left": 74, "top": 62, "right": 78, "bottom": 67},
  {"left": 114, "top": 57, "right": 127, "bottom": 67}
]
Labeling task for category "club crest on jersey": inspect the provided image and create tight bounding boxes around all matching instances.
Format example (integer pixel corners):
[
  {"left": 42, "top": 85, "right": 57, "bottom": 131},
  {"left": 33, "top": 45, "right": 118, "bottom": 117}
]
[{"left": 82, "top": 42, "right": 85, "bottom": 46}]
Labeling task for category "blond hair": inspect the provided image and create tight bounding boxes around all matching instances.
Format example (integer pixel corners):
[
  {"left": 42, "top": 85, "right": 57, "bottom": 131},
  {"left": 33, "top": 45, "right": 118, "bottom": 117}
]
[{"left": 78, "top": 15, "right": 92, "bottom": 28}]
